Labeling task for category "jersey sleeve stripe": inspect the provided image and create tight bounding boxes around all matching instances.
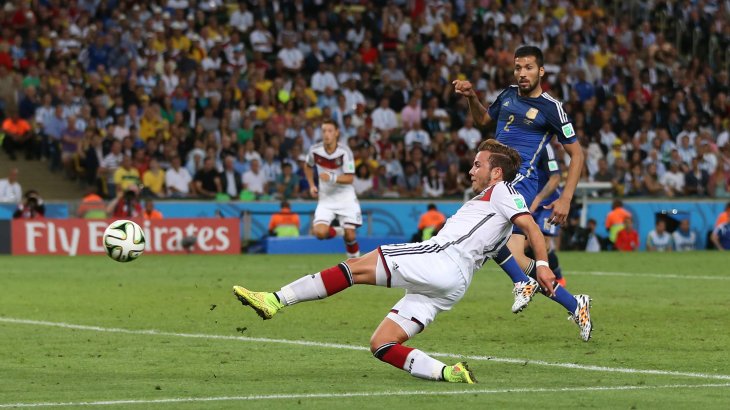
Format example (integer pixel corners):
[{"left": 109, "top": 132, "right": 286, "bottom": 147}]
[
  {"left": 510, "top": 212, "right": 531, "bottom": 223},
  {"left": 541, "top": 93, "right": 568, "bottom": 123}
]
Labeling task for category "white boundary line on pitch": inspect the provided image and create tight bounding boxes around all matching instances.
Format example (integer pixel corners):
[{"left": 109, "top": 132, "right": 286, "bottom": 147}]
[
  {"left": 1, "top": 383, "right": 729, "bottom": 408},
  {"left": 480, "top": 268, "right": 730, "bottom": 281},
  {"left": 2, "top": 317, "right": 730, "bottom": 382}
]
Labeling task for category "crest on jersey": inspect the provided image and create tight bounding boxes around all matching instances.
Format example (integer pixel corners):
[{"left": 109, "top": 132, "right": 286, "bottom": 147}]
[
  {"left": 562, "top": 123, "right": 575, "bottom": 138},
  {"left": 513, "top": 197, "right": 526, "bottom": 209},
  {"left": 526, "top": 108, "right": 539, "bottom": 120}
]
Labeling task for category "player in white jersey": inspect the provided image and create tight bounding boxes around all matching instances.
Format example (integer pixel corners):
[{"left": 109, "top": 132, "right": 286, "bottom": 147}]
[
  {"left": 233, "top": 140, "right": 593, "bottom": 384},
  {"left": 304, "top": 119, "right": 362, "bottom": 258}
]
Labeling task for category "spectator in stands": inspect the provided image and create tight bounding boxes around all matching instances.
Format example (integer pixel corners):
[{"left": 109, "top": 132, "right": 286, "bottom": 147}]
[
  {"left": 12, "top": 190, "right": 44, "bottom": 219},
  {"left": 242, "top": 158, "right": 267, "bottom": 199},
  {"left": 353, "top": 163, "right": 374, "bottom": 198},
  {"left": 413, "top": 203, "right": 446, "bottom": 242},
  {"left": 113, "top": 155, "right": 141, "bottom": 196},
  {"left": 194, "top": 156, "right": 223, "bottom": 199},
  {"left": 605, "top": 199, "right": 631, "bottom": 249},
  {"left": 422, "top": 166, "right": 444, "bottom": 198},
  {"left": 457, "top": 116, "right": 482, "bottom": 152},
  {"left": 268, "top": 201, "right": 300, "bottom": 238},
  {"left": 615, "top": 216, "right": 639, "bottom": 252},
  {"left": 672, "top": 219, "right": 697, "bottom": 251},
  {"left": 98, "top": 140, "right": 124, "bottom": 198},
  {"left": 107, "top": 184, "right": 142, "bottom": 218},
  {"left": 684, "top": 157, "right": 710, "bottom": 196},
  {"left": 2, "top": 111, "right": 33, "bottom": 160},
  {"left": 646, "top": 219, "right": 673, "bottom": 252},
  {"left": 276, "top": 162, "right": 300, "bottom": 200},
  {"left": 0, "top": 168, "right": 22, "bottom": 203},
  {"left": 143, "top": 200, "right": 163, "bottom": 220},
  {"left": 220, "top": 155, "right": 242, "bottom": 200},
  {"left": 142, "top": 158, "right": 166, "bottom": 198},
  {"left": 166, "top": 155, "right": 193, "bottom": 199},
  {"left": 660, "top": 161, "right": 685, "bottom": 197},
  {"left": 711, "top": 222, "right": 730, "bottom": 251}
]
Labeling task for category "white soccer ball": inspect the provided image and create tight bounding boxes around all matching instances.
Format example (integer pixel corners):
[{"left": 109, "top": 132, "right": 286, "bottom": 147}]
[{"left": 103, "top": 220, "right": 146, "bottom": 262}]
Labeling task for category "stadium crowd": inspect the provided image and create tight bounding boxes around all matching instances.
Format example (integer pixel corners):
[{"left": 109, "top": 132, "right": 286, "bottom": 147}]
[{"left": 0, "top": 0, "right": 729, "bottom": 202}]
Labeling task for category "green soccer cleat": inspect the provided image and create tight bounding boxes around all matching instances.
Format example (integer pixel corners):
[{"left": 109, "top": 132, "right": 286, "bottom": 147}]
[
  {"left": 232, "top": 286, "right": 283, "bottom": 320},
  {"left": 443, "top": 362, "right": 477, "bottom": 384}
]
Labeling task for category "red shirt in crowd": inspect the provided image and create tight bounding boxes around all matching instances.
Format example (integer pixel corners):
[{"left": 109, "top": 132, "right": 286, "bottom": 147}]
[{"left": 615, "top": 228, "right": 639, "bottom": 251}]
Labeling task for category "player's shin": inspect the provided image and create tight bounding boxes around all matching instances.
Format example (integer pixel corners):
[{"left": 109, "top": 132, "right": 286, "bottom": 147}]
[
  {"left": 345, "top": 239, "right": 360, "bottom": 258},
  {"left": 495, "top": 245, "right": 531, "bottom": 283},
  {"left": 373, "top": 343, "right": 446, "bottom": 381},
  {"left": 525, "top": 262, "right": 578, "bottom": 312},
  {"left": 276, "top": 263, "right": 354, "bottom": 305}
]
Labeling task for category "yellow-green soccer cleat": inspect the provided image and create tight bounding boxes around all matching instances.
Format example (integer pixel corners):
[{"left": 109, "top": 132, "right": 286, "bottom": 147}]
[
  {"left": 232, "top": 286, "right": 283, "bottom": 320},
  {"left": 443, "top": 362, "right": 477, "bottom": 384}
]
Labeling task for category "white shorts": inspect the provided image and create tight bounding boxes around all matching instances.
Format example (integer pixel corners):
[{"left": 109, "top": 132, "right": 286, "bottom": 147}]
[
  {"left": 375, "top": 243, "right": 468, "bottom": 332},
  {"left": 313, "top": 200, "right": 362, "bottom": 229}
]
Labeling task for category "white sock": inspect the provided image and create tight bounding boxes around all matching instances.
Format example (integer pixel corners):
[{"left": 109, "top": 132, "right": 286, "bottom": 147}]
[
  {"left": 404, "top": 349, "right": 446, "bottom": 380},
  {"left": 346, "top": 251, "right": 361, "bottom": 258},
  {"left": 276, "top": 273, "right": 327, "bottom": 306},
  {"left": 332, "top": 226, "right": 344, "bottom": 237}
]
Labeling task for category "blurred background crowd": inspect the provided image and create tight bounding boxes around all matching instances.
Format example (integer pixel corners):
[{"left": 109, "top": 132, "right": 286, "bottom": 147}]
[{"left": 1, "top": 0, "right": 729, "bottom": 203}]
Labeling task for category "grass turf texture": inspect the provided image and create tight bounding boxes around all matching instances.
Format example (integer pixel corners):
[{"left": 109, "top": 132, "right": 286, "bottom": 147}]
[{"left": 1, "top": 252, "right": 729, "bottom": 408}]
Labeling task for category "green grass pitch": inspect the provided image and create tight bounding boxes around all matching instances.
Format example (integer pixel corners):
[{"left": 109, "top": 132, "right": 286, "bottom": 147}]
[{"left": 1, "top": 252, "right": 729, "bottom": 408}]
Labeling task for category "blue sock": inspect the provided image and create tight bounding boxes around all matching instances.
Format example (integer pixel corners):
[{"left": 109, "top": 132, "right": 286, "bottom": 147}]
[
  {"left": 495, "top": 246, "right": 530, "bottom": 284},
  {"left": 551, "top": 286, "right": 578, "bottom": 312},
  {"left": 525, "top": 260, "right": 577, "bottom": 312}
]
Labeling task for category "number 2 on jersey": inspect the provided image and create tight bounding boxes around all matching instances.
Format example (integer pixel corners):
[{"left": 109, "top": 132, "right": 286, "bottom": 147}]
[{"left": 503, "top": 114, "right": 515, "bottom": 131}]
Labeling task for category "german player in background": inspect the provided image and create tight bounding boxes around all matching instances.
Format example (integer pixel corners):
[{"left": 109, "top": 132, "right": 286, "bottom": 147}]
[
  {"left": 233, "top": 140, "right": 565, "bottom": 384},
  {"left": 304, "top": 119, "right": 362, "bottom": 258},
  {"left": 453, "top": 46, "right": 591, "bottom": 342}
]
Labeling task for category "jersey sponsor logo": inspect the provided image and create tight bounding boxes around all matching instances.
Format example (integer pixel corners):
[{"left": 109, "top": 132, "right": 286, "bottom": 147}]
[
  {"left": 561, "top": 123, "right": 575, "bottom": 138},
  {"left": 513, "top": 196, "right": 527, "bottom": 210},
  {"left": 526, "top": 107, "right": 539, "bottom": 120},
  {"left": 313, "top": 153, "right": 344, "bottom": 170}
]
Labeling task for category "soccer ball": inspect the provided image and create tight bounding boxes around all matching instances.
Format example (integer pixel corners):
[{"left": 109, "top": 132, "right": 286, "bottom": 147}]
[{"left": 103, "top": 220, "right": 146, "bottom": 262}]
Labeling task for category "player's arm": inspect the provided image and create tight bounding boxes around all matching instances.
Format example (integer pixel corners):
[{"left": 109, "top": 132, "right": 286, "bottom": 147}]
[
  {"left": 546, "top": 142, "right": 583, "bottom": 225},
  {"left": 513, "top": 214, "right": 556, "bottom": 296},
  {"left": 452, "top": 80, "right": 492, "bottom": 126},
  {"left": 333, "top": 173, "right": 354, "bottom": 184}
]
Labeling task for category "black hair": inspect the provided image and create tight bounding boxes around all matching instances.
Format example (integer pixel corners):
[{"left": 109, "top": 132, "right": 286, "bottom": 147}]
[{"left": 514, "top": 45, "right": 544, "bottom": 67}]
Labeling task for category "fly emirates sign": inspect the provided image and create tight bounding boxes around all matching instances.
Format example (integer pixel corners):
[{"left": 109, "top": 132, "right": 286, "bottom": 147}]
[{"left": 11, "top": 219, "right": 241, "bottom": 255}]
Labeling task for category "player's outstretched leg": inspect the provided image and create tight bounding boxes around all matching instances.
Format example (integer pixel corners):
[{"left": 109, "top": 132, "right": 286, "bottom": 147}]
[
  {"left": 233, "top": 262, "right": 354, "bottom": 320},
  {"left": 495, "top": 245, "right": 538, "bottom": 313},
  {"left": 370, "top": 318, "right": 476, "bottom": 384}
]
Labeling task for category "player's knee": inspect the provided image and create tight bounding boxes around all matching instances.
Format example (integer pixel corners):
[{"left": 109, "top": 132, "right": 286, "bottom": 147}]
[{"left": 370, "top": 338, "right": 397, "bottom": 355}]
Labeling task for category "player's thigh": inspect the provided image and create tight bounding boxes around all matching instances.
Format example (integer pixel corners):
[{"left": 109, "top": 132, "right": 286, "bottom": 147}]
[{"left": 377, "top": 244, "right": 467, "bottom": 299}]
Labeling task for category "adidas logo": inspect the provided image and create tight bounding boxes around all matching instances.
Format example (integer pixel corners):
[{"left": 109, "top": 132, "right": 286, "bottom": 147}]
[
  {"left": 392, "top": 262, "right": 399, "bottom": 271},
  {"left": 503, "top": 100, "right": 510, "bottom": 106}
]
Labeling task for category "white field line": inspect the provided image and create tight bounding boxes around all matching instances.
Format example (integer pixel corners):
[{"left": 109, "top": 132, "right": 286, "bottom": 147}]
[
  {"left": 2, "top": 317, "right": 730, "bottom": 381},
  {"left": 1, "top": 383, "right": 729, "bottom": 408},
  {"left": 480, "top": 267, "right": 730, "bottom": 281}
]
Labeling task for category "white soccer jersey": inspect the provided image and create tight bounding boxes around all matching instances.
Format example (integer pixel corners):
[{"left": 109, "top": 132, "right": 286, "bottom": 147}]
[
  {"left": 307, "top": 142, "right": 358, "bottom": 204},
  {"left": 427, "top": 181, "right": 530, "bottom": 280}
]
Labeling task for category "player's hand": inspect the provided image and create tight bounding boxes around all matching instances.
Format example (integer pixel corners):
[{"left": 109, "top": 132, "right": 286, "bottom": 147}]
[
  {"left": 452, "top": 80, "right": 476, "bottom": 98},
  {"left": 544, "top": 197, "right": 570, "bottom": 225},
  {"left": 535, "top": 266, "right": 556, "bottom": 297},
  {"left": 309, "top": 186, "right": 318, "bottom": 198}
]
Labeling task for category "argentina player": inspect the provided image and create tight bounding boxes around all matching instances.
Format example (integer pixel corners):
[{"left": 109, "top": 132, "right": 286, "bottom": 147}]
[{"left": 453, "top": 46, "right": 591, "bottom": 341}]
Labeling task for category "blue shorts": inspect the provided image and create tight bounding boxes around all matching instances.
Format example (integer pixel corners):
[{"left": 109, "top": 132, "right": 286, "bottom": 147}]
[
  {"left": 532, "top": 205, "right": 560, "bottom": 237},
  {"left": 511, "top": 175, "right": 538, "bottom": 235}
]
